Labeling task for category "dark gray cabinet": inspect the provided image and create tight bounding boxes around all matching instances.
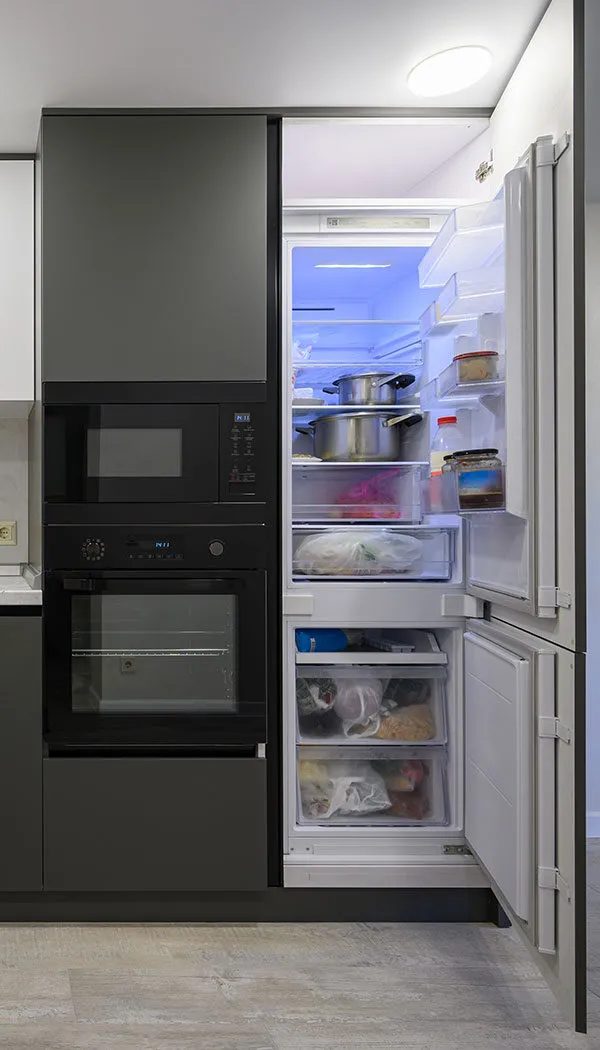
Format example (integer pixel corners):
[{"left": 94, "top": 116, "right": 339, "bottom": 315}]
[
  {"left": 0, "top": 615, "right": 42, "bottom": 890},
  {"left": 43, "top": 756, "right": 268, "bottom": 891},
  {"left": 41, "top": 114, "right": 268, "bottom": 383}
]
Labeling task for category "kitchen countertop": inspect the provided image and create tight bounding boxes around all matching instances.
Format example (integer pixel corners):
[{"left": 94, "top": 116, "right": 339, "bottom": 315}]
[{"left": 0, "top": 567, "right": 42, "bottom": 606}]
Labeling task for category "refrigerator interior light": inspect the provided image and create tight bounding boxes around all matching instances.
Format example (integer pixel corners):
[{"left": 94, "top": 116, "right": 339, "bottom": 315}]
[
  {"left": 407, "top": 46, "right": 492, "bottom": 98},
  {"left": 314, "top": 263, "right": 392, "bottom": 269}
]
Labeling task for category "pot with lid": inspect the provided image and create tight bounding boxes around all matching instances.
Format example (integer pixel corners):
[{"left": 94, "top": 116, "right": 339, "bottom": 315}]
[
  {"left": 323, "top": 370, "right": 416, "bottom": 406},
  {"left": 296, "top": 410, "right": 423, "bottom": 462}
]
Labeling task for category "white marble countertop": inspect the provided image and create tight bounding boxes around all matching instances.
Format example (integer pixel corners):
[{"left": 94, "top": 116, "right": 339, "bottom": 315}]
[{"left": 0, "top": 567, "right": 42, "bottom": 605}]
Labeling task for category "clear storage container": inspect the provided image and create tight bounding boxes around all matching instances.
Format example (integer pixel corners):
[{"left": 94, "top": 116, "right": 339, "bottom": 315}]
[
  {"left": 292, "top": 462, "right": 425, "bottom": 524},
  {"left": 296, "top": 665, "right": 447, "bottom": 745},
  {"left": 291, "top": 525, "right": 456, "bottom": 581},
  {"left": 296, "top": 745, "right": 449, "bottom": 826}
]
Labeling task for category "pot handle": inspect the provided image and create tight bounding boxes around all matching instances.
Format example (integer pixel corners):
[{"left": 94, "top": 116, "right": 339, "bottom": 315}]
[
  {"left": 322, "top": 386, "right": 338, "bottom": 395},
  {"left": 295, "top": 425, "right": 314, "bottom": 435},
  {"left": 377, "top": 371, "right": 416, "bottom": 389},
  {"left": 382, "top": 411, "right": 423, "bottom": 429}
]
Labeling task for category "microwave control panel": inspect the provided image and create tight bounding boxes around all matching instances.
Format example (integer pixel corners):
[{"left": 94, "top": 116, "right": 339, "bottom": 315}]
[{"left": 221, "top": 404, "right": 267, "bottom": 502}]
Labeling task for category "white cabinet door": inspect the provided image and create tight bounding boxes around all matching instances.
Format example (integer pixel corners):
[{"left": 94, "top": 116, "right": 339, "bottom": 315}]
[
  {"left": 466, "top": 138, "right": 558, "bottom": 620},
  {"left": 464, "top": 619, "right": 586, "bottom": 1029},
  {"left": 0, "top": 162, "right": 33, "bottom": 407}
]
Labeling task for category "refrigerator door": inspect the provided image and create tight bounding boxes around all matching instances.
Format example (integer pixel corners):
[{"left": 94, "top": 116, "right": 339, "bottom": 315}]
[
  {"left": 465, "top": 138, "right": 558, "bottom": 619},
  {"left": 464, "top": 618, "right": 586, "bottom": 1029}
]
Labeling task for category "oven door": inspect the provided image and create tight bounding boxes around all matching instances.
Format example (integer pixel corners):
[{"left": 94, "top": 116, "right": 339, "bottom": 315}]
[
  {"left": 44, "top": 571, "right": 267, "bottom": 749},
  {"left": 44, "top": 404, "right": 218, "bottom": 503}
]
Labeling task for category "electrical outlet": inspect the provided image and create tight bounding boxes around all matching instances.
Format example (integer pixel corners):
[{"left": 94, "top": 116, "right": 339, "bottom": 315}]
[{"left": 0, "top": 521, "right": 16, "bottom": 545}]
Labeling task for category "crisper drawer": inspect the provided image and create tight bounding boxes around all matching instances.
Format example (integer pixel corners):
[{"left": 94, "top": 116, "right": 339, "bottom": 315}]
[
  {"left": 292, "top": 463, "right": 425, "bottom": 525},
  {"left": 296, "top": 665, "right": 447, "bottom": 746},
  {"left": 292, "top": 525, "right": 456, "bottom": 581},
  {"left": 297, "top": 745, "right": 449, "bottom": 827}
]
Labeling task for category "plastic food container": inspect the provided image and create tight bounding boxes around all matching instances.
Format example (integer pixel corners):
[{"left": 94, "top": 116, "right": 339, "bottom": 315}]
[
  {"left": 453, "top": 350, "right": 499, "bottom": 384},
  {"left": 452, "top": 449, "right": 504, "bottom": 510}
]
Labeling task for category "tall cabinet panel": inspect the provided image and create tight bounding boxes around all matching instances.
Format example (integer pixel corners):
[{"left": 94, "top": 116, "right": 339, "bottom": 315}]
[
  {"left": 40, "top": 114, "right": 268, "bottom": 383},
  {"left": 0, "top": 615, "right": 42, "bottom": 890}
]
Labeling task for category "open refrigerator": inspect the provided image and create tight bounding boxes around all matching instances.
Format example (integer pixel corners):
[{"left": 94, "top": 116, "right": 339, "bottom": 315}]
[{"left": 281, "top": 136, "right": 578, "bottom": 965}]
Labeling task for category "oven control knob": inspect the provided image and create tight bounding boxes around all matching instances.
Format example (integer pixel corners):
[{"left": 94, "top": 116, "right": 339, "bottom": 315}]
[
  {"left": 81, "top": 538, "right": 105, "bottom": 561},
  {"left": 209, "top": 540, "right": 224, "bottom": 558}
]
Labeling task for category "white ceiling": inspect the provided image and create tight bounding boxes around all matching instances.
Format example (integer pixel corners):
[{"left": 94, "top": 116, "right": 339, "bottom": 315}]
[{"left": 0, "top": 0, "right": 549, "bottom": 152}]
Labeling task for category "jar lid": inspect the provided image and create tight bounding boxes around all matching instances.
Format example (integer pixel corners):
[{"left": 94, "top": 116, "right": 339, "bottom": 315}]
[
  {"left": 453, "top": 448, "right": 499, "bottom": 457},
  {"left": 437, "top": 415, "right": 457, "bottom": 425},
  {"left": 453, "top": 351, "right": 499, "bottom": 361}
]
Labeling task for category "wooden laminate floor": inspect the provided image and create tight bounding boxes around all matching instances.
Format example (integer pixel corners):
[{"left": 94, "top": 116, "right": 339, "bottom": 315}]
[{"left": 0, "top": 867, "right": 596, "bottom": 1048}]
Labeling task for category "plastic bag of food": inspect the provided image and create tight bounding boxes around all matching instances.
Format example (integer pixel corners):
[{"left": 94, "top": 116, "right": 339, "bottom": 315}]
[
  {"left": 299, "top": 760, "right": 391, "bottom": 819},
  {"left": 296, "top": 677, "right": 337, "bottom": 718},
  {"left": 379, "top": 759, "right": 426, "bottom": 793},
  {"left": 333, "top": 677, "right": 383, "bottom": 738},
  {"left": 333, "top": 470, "right": 402, "bottom": 520},
  {"left": 294, "top": 529, "right": 423, "bottom": 577}
]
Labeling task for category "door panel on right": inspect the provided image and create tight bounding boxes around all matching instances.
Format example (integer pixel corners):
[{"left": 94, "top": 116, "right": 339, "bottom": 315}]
[{"left": 464, "top": 618, "right": 585, "bottom": 1030}]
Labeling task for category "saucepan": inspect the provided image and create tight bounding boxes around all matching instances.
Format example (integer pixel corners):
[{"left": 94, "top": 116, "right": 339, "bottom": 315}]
[
  {"left": 323, "top": 370, "right": 416, "bottom": 406},
  {"left": 296, "top": 410, "right": 423, "bottom": 462}
]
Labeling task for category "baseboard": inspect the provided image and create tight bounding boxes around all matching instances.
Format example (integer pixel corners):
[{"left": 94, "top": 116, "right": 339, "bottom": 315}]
[{"left": 587, "top": 811, "right": 600, "bottom": 837}]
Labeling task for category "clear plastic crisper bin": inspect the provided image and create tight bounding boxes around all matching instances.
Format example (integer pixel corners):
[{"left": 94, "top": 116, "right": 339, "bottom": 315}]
[
  {"left": 292, "top": 525, "right": 455, "bottom": 581},
  {"left": 292, "top": 463, "right": 425, "bottom": 524},
  {"left": 418, "top": 199, "right": 504, "bottom": 289},
  {"left": 297, "top": 745, "right": 449, "bottom": 826},
  {"left": 296, "top": 665, "right": 447, "bottom": 745}
]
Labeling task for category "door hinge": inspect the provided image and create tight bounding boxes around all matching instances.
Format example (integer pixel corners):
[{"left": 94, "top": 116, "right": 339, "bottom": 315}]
[
  {"left": 442, "top": 593, "right": 484, "bottom": 618},
  {"left": 443, "top": 844, "right": 473, "bottom": 856},
  {"left": 475, "top": 152, "right": 494, "bottom": 183},
  {"left": 538, "top": 716, "right": 572, "bottom": 744},
  {"left": 538, "top": 866, "right": 572, "bottom": 901},
  {"left": 537, "top": 586, "right": 572, "bottom": 611},
  {"left": 554, "top": 132, "right": 571, "bottom": 162}
]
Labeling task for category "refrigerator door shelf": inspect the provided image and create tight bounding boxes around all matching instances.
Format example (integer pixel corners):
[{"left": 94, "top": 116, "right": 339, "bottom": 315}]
[
  {"left": 418, "top": 199, "right": 504, "bottom": 289},
  {"left": 436, "top": 266, "right": 505, "bottom": 322}
]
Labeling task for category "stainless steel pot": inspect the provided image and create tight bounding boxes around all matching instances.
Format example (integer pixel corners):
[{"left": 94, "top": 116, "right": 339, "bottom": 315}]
[
  {"left": 296, "top": 410, "right": 422, "bottom": 462},
  {"left": 323, "top": 370, "right": 416, "bottom": 406}
]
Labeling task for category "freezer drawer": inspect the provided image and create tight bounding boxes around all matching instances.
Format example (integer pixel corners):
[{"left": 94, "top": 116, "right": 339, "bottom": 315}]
[
  {"left": 43, "top": 756, "right": 267, "bottom": 891},
  {"left": 297, "top": 745, "right": 449, "bottom": 827},
  {"left": 292, "top": 525, "right": 456, "bottom": 581},
  {"left": 296, "top": 665, "right": 447, "bottom": 745}
]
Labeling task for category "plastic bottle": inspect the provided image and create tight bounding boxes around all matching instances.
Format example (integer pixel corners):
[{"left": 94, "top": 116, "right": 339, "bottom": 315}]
[{"left": 430, "top": 415, "right": 469, "bottom": 475}]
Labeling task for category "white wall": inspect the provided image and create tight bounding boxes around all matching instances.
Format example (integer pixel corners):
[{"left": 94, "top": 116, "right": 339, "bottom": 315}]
[
  {"left": 586, "top": 206, "right": 600, "bottom": 834},
  {"left": 0, "top": 420, "right": 28, "bottom": 566},
  {"left": 406, "top": 128, "right": 492, "bottom": 200},
  {"left": 489, "top": 0, "right": 572, "bottom": 188}
]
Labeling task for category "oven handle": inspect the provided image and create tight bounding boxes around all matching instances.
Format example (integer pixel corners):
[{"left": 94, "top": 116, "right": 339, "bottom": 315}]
[{"left": 60, "top": 576, "right": 243, "bottom": 594}]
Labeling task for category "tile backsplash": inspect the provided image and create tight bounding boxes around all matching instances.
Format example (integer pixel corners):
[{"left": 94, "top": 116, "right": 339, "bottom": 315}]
[{"left": 0, "top": 420, "right": 27, "bottom": 565}]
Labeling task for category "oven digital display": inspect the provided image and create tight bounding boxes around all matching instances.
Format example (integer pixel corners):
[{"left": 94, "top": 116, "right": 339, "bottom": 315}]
[{"left": 127, "top": 537, "right": 174, "bottom": 550}]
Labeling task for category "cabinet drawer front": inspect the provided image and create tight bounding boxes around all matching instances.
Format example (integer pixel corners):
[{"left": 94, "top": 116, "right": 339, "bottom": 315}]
[{"left": 43, "top": 756, "right": 267, "bottom": 892}]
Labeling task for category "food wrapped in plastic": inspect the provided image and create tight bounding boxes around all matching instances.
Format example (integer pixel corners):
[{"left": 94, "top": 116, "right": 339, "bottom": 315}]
[
  {"left": 296, "top": 676, "right": 337, "bottom": 718},
  {"left": 378, "top": 758, "right": 426, "bottom": 793},
  {"left": 376, "top": 703, "right": 435, "bottom": 742},
  {"left": 299, "top": 759, "right": 391, "bottom": 819},
  {"left": 388, "top": 790, "right": 430, "bottom": 820},
  {"left": 294, "top": 529, "right": 424, "bottom": 577},
  {"left": 333, "top": 677, "right": 383, "bottom": 738}
]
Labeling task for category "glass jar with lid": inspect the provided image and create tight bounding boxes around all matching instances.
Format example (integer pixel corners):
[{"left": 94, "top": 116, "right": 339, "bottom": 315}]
[{"left": 451, "top": 449, "right": 504, "bottom": 511}]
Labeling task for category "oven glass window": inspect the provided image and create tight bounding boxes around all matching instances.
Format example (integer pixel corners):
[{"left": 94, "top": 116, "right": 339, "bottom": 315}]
[
  {"left": 87, "top": 428, "right": 182, "bottom": 478},
  {"left": 71, "top": 593, "right": 237, "bottom": 714}
]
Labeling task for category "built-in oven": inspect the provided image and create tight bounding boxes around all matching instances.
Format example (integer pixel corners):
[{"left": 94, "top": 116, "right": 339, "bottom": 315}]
[
  {"left": 43, "top": 382, "right": 271, "bottom": 511},
  {"left": 43, "top": 525, "right": 268, "bottom": 751}
]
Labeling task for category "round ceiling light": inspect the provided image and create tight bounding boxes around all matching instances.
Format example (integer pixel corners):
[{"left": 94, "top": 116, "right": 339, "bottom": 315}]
[{"left": 407, "top": 46, "right": 492, "bottom": 98}]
